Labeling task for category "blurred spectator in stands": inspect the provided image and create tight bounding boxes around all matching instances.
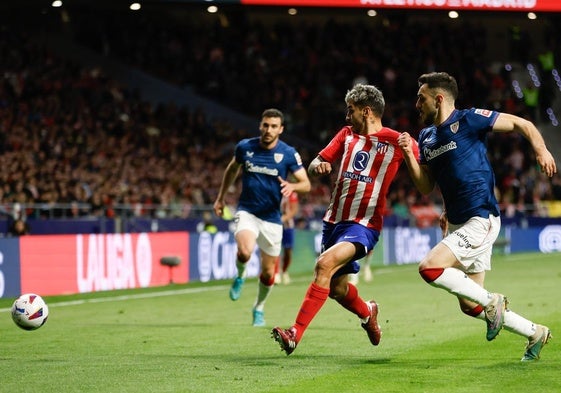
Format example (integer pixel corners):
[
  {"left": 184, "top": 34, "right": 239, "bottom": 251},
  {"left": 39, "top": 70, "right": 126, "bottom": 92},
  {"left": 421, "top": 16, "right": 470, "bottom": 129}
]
[
  {"left": 538, "top": 44, "right": 555, "bottom": 78},
  {"left": 537, "top": 44, "right": 556, "bottom": 118},
  {"left": 9, "top": 218, "right": 30, "bottom": 236},
  {"left": 387, "top": 187, "right": 412, "bottom": 226},
  {"left": 197, "top": 211, "right": 218, "bottom": 234},
  {"left": 409, "top": 196, "right": 441, "bottom": 228},
  {"left": 506, "top": 142, "right": 526, "bottom": 176},
  {"left": 88, "top": 191, "right": 106, "bottom": 217},
  {"left": 502, "top": 195, "right": 526, "bottom": 221},
  {"left": 0, "top": 10, "right": 557, "bottom": 224},
  {"left": 522, "top": 81, "right": 539, "bottom": 122},
  {"left": 508, "top": 25, "right": 531, "bottom": 63},
  {"left": 486, "top": 70, "right": 508, "bottom": 112},
  {"left": 552, "top": 175, "right": 561, "bottom": 200}
]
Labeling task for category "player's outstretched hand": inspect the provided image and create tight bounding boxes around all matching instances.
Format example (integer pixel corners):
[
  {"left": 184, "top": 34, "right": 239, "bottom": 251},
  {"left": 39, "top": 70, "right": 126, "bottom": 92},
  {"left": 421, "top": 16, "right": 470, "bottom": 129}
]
[
  {"left": 213, "top": 200, "right": 224, "bottom": 217},
  {"left": 536, "top": 149, "right": 557, "bottom": 178},
  {"left": 278, "top": 176, "right": 294, "bottom": 197}
]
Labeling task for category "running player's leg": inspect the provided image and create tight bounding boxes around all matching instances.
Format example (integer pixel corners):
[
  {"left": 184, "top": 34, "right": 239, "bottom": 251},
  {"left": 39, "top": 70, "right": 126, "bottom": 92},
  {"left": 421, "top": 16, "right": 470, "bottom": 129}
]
[
  {"left": 230, "top": 225, "right": 257, "bottom": 301},
  {"left": 460, "top": 272, "right": 551, "bottom": 360},
  {"left": 293, "top": 241, "right": 356, "bottom": 338},
  {"left": 252, "top": 252, "right": 277, "bottom": 326},
  {"left": 272, "top": 241, "right": 356, "bottom": 354},
  {"left": 252, "top": 219, "right": 283, "bottom": 326},
  {"left": 332, "top": 274, "right": 381, "bottom": 345}
]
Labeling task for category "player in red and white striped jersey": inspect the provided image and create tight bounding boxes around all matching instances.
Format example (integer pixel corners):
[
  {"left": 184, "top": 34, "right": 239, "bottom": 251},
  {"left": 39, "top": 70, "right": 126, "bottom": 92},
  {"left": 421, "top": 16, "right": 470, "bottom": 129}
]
[{"left": 272, "top": 84, "right": 419, "bottom": 355}]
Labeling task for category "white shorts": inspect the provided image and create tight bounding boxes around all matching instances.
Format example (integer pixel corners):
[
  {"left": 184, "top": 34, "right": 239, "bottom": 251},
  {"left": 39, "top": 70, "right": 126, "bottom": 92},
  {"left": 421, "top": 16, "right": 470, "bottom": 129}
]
[
  {"left": 441, "top": 215, "right": 500, "bottom": 274},
  {"left": 234, "top": 211, "right": 283, "bottom": 257}
]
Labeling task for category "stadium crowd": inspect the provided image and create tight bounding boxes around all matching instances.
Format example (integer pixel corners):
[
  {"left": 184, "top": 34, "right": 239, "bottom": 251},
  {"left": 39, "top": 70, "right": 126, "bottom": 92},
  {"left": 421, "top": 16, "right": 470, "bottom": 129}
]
[{"left": 1, "top": 6, "right": 560, "bottom": 228}]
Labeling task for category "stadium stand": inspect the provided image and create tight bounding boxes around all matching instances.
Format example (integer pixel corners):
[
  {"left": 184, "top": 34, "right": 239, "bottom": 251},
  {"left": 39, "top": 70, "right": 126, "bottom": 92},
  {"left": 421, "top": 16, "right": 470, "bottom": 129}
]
[{"left": 0, "top": 4, "right": 559, "bottom": 234}]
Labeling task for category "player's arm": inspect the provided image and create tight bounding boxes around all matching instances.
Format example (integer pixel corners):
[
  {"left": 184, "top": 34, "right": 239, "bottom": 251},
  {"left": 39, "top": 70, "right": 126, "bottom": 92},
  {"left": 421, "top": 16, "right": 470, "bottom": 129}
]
[
  {"left": 279, "top": 167, "right": 310, "bottom": 197},
  {"left": 492, "top": 113, "right": 557, "bottom": 177},
  {"left": 397, "top": 132, "right": 436, "bottom": 195},
  {"left": 308, "top": 155, "right": 332, "bottom": 177},
  {"left": 213, "top": 157, "right": 241, "bottom": 217}
]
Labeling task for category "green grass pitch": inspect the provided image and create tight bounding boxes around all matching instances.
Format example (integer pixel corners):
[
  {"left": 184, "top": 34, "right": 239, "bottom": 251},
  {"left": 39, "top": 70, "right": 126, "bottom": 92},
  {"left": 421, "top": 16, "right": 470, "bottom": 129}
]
[{"left": 1, "top": 252, "right": 559, "bottom": 393}]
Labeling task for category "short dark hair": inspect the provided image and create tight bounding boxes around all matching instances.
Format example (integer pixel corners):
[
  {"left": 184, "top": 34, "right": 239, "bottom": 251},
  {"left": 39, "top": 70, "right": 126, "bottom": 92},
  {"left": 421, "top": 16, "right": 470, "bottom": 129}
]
[
  {"left": 418, "top": 72, "right": 459, "bottom": 100},
  {"left": 345, "top": 84, "right": 385, "bottom": 117},
  {"left": 261, "top": 108, "right": 284, "bottom": 124}
]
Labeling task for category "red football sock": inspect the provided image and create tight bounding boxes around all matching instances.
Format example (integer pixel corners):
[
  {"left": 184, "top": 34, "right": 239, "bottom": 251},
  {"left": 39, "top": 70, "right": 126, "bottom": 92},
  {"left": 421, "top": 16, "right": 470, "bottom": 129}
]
[
  {"left": 419, "top": 267, "right": 444, "bottom": 283},
  {"left": 337, "top": 283, "right": 370, "bottom": 319},
  {"left": 293, "top": 283, "right": 330, "bottom": 341},
  {"left": 463, "top": 304, "right": 484, "bottom": 318}
]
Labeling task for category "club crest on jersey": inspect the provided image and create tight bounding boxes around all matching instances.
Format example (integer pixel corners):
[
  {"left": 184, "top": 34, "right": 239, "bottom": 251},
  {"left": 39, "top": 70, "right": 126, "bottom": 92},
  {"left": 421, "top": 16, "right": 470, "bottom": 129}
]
[
  {"left": 274, "top": 153, "right": 284, "bottom": 163},
  {"left": 450, "top": 121, "right": 459, "bottom": 134},
  {"left": 474, "top": 108, "right": 492, "bottom": 117},
  {"left": 377, "top": 142, "right": 388, "bottom": 154}
]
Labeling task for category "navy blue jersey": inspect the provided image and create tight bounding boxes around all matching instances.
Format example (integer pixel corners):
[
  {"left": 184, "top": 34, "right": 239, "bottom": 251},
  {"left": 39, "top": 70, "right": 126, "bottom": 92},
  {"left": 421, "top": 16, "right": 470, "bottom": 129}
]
[
  {"left": 419, "top": 108, "right": 500, "bottom": 224},
  {"left": 235, "top": 137, "right": 304, "bottom": 224}
]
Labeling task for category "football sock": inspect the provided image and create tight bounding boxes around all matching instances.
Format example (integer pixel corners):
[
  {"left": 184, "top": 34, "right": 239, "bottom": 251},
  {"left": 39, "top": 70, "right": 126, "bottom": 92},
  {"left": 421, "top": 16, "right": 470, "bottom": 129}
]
[
  {"left": 463, "top": 304, "right": 485, "bottom": 319},
  {"left": 254, "top": 274, "right": 274, "bottom": 311},
  {"left": 503, "top": 309, "right": 536, "bottom": 337},
  {"left": 336, "top": 283, "right": 370, "bottom": 320},
  {"left": 293, "top": 283, "right": 330, "bottom": 342},
  {"left": 420, "top": 267, "right": 494, "bottom": 306},
  {"left": 236, "top": 260, "right": 247, "bottom": 278}
]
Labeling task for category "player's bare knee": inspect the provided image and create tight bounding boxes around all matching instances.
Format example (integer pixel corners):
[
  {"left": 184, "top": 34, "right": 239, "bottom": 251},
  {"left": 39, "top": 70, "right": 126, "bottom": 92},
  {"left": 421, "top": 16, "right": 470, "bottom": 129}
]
[
  {"left": 236, "top": 250, "right": 251, "bottom": 263},
  {"left": 260, "top": 268, "right": 275, "bottom": 281},
  {"left": 259, "top": 273, "right": 275, "bottom": 286},
  {"left": 315, "top": 253, "right": 335, "bottom": 273},
  {"left": 418, "top": 255, "right": 440, "bottom": 271},
  {"left": 314, "top": 262, "right": 328, "bottom": 278}
]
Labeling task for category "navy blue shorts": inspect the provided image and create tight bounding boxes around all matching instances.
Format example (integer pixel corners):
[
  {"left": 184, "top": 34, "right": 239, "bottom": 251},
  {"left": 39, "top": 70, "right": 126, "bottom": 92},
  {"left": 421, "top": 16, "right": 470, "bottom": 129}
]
[{"left": 321, "top": 221, "right": 380, "bottom": 278}]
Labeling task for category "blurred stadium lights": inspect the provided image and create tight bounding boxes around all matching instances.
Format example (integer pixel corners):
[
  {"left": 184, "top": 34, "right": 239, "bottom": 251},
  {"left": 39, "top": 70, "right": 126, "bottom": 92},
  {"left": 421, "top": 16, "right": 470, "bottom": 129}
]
[
  {"left": 22, "top": 0, "right": 561, "bottom": 12},
  {"left": 526, "top": 63, "right": 542, "bottom": 88}
]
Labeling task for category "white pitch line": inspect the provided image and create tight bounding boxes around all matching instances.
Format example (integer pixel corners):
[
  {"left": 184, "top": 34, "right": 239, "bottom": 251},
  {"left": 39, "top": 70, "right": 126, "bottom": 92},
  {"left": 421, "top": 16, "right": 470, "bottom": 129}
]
[
  {"left": 0, "top": 285, "right": 230, "bottom": 313},
  {"left": 0, "top": 266, "right": 404, "bottom": 313}
]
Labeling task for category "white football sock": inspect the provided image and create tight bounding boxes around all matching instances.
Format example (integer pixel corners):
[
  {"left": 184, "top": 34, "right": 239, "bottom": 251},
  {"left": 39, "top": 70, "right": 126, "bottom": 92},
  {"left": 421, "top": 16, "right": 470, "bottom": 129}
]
[
  {"left": 471, "top": 307, "right": 535, "bottom": 338},
  {"left": 236, "top": 260, "right": 247, "bottom": 278},
  {"left": 430, "top": 268, "right": 494, "bottom": 306},
  {"left": 254, "top": 281, "right": 273, "bottom": 311},
  {"left": 503, "top": 309, "right": 536, "bottom": 338}
]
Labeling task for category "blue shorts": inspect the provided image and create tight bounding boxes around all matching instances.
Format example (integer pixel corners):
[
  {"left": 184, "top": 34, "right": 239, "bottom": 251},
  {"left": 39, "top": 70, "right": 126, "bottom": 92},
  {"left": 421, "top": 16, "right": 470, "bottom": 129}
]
[
  {"left": 282, "top": 227, "right": 295, "bottom": 249},
  {"left": 321, "top": 221, "right": 379, "bottom": 278}
]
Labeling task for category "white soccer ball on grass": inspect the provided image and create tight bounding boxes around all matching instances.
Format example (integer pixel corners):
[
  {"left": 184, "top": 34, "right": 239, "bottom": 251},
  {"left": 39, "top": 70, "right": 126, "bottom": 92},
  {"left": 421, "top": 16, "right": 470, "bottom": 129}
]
[{"left": 11, "top": 293, "right": 49, "bottom": 331}]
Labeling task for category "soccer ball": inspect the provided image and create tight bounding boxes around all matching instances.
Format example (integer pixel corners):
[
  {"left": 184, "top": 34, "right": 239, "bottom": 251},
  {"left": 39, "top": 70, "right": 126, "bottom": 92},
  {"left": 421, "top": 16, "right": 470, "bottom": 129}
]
[{"left": 11, "top": 293, "right": 49, "bottom": 331}]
